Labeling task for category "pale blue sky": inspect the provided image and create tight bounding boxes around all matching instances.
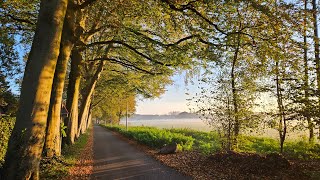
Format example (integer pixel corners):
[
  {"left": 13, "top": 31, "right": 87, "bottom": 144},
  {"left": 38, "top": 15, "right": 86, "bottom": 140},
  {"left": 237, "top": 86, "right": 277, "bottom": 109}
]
[{"left": 136, "top": 74, "right": 191, "bottom": 115}]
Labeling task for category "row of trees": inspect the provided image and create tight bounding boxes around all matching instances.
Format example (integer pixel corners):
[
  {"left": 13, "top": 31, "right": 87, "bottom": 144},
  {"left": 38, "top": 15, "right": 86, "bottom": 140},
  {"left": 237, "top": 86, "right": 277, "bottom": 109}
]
[{"left": 0, "top": 0, "right": 199, "bottom": 179}]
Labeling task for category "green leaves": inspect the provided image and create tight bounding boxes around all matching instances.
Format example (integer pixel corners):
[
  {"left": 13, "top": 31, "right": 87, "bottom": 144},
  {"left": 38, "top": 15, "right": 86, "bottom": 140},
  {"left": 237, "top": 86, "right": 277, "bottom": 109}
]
[
  {"left": 0, "top": 117, "right": 15, "bottom": 167},
  {"left": 60, "top": 122, "right": 67, "bottom": 138}
]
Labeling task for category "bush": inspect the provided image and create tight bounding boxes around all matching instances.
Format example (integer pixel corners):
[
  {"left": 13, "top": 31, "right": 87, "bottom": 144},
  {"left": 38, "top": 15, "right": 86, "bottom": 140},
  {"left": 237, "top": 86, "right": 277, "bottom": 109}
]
[
  {"left": 237, "top": 136, "right": 279, "bottom": 154},
  {"left": 283, "top": 141, "right": 320, "bottom": 159},
  {"left": 0, "top": 117, "right": 15, "bottom": 167},
  {"left": 237, "top": 135, "right": 320, "bottom": 159},
  {"left": 169, "top": 128, "right": 222, "bottom": 154}
]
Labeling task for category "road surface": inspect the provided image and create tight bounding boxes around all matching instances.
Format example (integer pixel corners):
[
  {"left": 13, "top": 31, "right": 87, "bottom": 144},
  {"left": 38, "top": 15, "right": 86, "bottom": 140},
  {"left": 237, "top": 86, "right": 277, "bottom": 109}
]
[{"left": 92, "top": 125, "right": 190, "bottom": 180}]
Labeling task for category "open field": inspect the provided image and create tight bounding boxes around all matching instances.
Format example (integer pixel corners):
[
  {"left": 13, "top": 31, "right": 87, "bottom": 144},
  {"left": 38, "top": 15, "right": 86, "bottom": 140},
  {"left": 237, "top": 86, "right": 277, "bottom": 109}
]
[{"left": 120, "top": 118, "right": 314, "bottom": 141}]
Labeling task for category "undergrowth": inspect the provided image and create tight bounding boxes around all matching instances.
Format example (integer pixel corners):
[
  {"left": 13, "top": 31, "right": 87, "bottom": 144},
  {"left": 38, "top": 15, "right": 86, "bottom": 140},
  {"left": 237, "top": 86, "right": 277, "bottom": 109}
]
[
  {"left": 0, "top": 116, "right": 91, "bottom": 179},
  {"left": 40, "top": 131, "right": 90, "bottom": 179}
]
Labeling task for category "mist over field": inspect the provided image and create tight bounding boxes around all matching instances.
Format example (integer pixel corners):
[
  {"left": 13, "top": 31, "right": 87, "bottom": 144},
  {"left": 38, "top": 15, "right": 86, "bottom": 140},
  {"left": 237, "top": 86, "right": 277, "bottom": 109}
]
[{"left": 120, "top": 116, "right": 312, "bottom": 141}]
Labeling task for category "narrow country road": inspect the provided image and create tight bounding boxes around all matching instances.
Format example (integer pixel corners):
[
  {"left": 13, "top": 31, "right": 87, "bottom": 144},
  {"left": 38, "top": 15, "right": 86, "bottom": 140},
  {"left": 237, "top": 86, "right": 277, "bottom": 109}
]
[{"left": 91, "top": 125, "right": 190, "bottom": 180}]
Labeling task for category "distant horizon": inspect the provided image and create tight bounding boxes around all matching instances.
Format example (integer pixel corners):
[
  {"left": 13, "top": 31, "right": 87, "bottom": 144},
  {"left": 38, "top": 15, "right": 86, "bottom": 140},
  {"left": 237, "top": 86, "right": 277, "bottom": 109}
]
[{"left": 133, "top": 111, "right": 193, "bottom": 116}]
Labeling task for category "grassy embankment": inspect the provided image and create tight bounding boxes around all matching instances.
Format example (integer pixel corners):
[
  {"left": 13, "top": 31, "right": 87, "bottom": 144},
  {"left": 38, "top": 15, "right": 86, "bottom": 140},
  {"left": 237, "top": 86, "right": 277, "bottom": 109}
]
[
  {"left": 0, "top": 117, "right": 90, "bottom": 179},
  {"left": 102, "top": 124, "right": 320, "bottom": 159}
]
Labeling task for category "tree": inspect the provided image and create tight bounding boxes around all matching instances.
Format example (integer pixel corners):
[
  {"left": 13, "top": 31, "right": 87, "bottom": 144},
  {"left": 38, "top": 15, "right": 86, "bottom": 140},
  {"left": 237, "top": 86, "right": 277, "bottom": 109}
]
[
  {"left": 0, "top": 75, "right": 18, "bottom": 116},
  {"left": 92, "top": 61, "right": 170, "bottom": 124},
  {"left": 0, "top": 10, "right": 24, "bottom": 116},
  {"left": 0, "top": 0, "right": 38, "bottom": 45},
  {"left": 44, "top": 0, "right": 80, "bottom": 156},
  {"left": 303, "top": 0, "right": 314, "bottom": 142},
  {"left": 177, "top": 0, "right": 279, "bottom": 149},
  {"left": 1, "top": 0, "right": 68, "bottom": 179}
]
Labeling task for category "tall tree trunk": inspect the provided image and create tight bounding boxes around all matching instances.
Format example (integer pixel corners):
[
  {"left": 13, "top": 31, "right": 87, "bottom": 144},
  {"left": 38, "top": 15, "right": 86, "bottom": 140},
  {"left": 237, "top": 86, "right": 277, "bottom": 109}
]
[
  {"left": 1, "top": 0, "right": 68, "bottom": 179},
  {"left": 65, "top": 49, "right": 82, "bottom": 145},
  {"left": 86, "top": 94, "right": 94, "bottom": 129},
  {"left": 86, "top": 102, "right": 93, "bottom": 129},
  {"left": 313, "top": 0, "right": 320, "bottom": 99},
  {"left": 78, "top": 61, "right": 105, "bottom": 136},
  {"left": 275, "top": 61, "right": 287, "bottom": 153},
  {"left": 226, "top": 96, "right": 232, "bottom": 151},
  {"left": 304, "top": 0, "right": 314, "bottom": 143},
  {"left": 78, "top": 97, "right": 91, "bottom": 135},
  {"left": 231, "top": 35, "right": 240, "bottom": 150},
  {"left": 44, "top": 5, "right": 77, "bottom": 157}
]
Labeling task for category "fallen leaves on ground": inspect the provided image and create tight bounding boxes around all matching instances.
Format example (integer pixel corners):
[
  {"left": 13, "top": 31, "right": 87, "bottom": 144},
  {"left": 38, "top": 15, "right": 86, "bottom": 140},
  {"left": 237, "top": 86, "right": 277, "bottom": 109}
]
[
  {"left": 66, "top": 129, "right": 94, "bottom": 180},
  {"left": 155, "top": 151, "right": 309, "bottom": 180},
  {"left": 111, "top": 130, "right": 319, "bottom": 180}
]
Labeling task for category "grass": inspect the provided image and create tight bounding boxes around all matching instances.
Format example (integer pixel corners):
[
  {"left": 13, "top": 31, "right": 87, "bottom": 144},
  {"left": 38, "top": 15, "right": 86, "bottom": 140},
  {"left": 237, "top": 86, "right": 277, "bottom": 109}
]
[
  {"left": 102, "top": 124, "right": 320, "bottom": 159},
  {"left": 168, "top": 128, "right": 222, "bottom": 154},
  {"left": 40, "top": 131, "right": 90, "bottom": 179},
  {"left": 104, "top": 125, "right": 194, "bottom": 151}
]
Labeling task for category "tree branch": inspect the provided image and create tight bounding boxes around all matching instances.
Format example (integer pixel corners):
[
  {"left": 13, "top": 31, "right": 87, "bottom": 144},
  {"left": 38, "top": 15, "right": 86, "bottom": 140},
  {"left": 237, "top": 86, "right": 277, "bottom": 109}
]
[
  {"left": 161, "top": 0, "right": 228, "bottom": 35},
  {"left": 161, "top": 0, "right": 264, "bottom": 42},
  {"left": 92, "top": 97, "right": 106, "bottom": 108},
  {"left": 78, "top": 0, "right": 98, "bottom": 9},
  {"left": 87, "top": 57, "right": 162, "bottom": 75},
  {"left": 6, "top": 14, "right": 36, "bottom": 25},
  {"left": 127, "top": 27, "right": 197, "bottom": 47},
  {"left": 86, "top": 40, "right": 171, "bottom": 66}
]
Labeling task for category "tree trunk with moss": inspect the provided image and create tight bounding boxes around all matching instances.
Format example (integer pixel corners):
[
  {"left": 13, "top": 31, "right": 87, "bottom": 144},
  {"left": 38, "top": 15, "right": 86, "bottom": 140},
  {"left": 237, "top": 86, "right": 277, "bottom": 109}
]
[
  {"left": 1, "top": 0, "right": 68, "bottom": 179},
  {"left": 65, "top": 49, "right": 82, "bottom": 145},
  {"left": 78, "top": 61, "right": 105, "bottom": 136},
  {"left": 44, "top": 5, "right": 77, "bottom": 157}
]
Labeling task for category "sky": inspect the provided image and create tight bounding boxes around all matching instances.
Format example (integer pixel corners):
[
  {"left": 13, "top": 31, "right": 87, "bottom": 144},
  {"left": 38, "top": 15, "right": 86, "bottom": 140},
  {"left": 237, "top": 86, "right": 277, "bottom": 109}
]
[
  {"left": 135, "top": 74, "right": 194, "bottom": 115},
  {"left": 134, "top": 71, "right": 278, "bottom": 115}
]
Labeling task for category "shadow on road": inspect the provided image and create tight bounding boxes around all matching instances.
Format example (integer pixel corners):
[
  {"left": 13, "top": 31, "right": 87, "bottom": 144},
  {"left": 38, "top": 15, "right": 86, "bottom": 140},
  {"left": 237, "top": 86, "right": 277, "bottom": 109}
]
[{"left": 91, "top": 125, "right": 190, "bottom": 180}]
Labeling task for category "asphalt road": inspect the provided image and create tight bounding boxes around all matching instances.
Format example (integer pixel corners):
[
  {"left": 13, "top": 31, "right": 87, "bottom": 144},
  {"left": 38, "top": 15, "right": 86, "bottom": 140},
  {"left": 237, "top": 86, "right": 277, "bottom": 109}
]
[{"left": 91, "top": 125, "right": 191, "bottom": 180}]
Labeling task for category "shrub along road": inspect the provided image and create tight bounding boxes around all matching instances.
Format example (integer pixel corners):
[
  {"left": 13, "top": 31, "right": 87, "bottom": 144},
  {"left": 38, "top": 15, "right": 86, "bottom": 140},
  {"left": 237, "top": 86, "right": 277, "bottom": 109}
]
[{"left": 92, "top": 125, "right": 190, "bottom": 179}]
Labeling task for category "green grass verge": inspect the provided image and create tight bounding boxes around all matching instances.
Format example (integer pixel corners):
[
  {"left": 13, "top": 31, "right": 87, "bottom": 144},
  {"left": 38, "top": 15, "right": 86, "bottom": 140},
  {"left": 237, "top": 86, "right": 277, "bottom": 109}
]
[
  {"left": 103, "top": 124, "right": 194, "bottom": 151},
  {"left": 102, "top": 124, "right": 320, "bottom": 159},
  {"left": 40, "top": 131, "right": 90, "bottom": 179}
]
